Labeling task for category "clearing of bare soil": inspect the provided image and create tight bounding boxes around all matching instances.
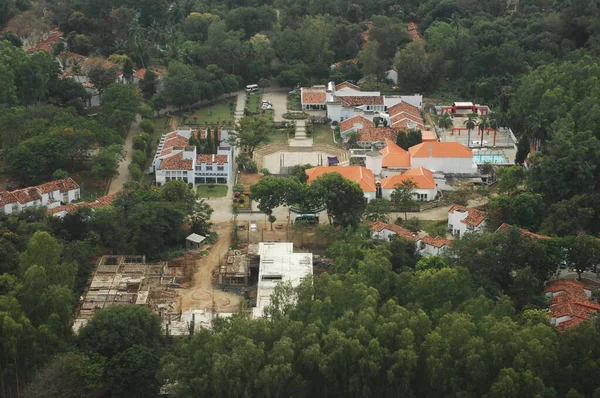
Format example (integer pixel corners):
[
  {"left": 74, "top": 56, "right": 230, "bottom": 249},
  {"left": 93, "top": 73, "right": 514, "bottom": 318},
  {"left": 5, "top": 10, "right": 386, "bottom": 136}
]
[{"left": 176, "top": 222, "right": 242, "bottom": 313}]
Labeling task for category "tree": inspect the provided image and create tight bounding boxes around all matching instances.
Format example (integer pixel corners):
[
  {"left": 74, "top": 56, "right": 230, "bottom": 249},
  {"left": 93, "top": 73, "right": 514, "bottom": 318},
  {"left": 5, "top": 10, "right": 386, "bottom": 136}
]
[
  {"left": 359, "top": 41, "right": 387, "bottom": 83},
  {"left": 25, "top": 353, "right": 104, "bottom": 398},
  {"left": 268, "top": 214, "right": 277, "bottom": 231},
  {"left": 391, "top": 180, "right": 419, "bottom": 220},
  {"left": 105, "top": 345, "right": 160, "bottom": 398},
  {"left": 394, "top": 42, "right": 434, "bottom": 93},
  {"left": 88, "top": 64, "right": 119, "bottom": 93},
  {"left": 91, "top": 144, "right": 125, "bottom": 180},
  {"left": 463, "top": 113, "right": 477, "bottom": 147},
  {"left": 310, "top": 172, "right": 366, "bottom": 228},
  {"left": 437, "top": 112, "right": 453, "bottom": 130},
  {"left": 231, "top": 116, "right": 272, "bottom": 156},
  {"left": 77, "top": 305, "right": 161, "bottom": 359},
  {"left": 258, "top": 77, "right": 270, "bottom": 93},
  {"left": 140, "top": 69, "right": 156, "bottom": 97},
  {"left": 364, "top": 198, "right": 392, "bottom": 222},
  {"left": 564, "top": 235, "right": 600, "bottom": 280}
]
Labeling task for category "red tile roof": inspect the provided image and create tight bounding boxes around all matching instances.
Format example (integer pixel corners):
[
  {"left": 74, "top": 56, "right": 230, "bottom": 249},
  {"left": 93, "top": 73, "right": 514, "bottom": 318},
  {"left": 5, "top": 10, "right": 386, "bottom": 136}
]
[
  {"left": 545, "top": 279, "right": 600, "bottom": 332},
  {"left": 448, "top": 204, "right": 488, "bottom": 227},
  {"left": 27, "top": 28, "right": 63, "bottom": 53},
  {"left": 380, "top": 138, "right": 411, "bottom": 168},
  {"left": 335, "top": 81, "right": 360, "bottom": 91},
  {"left": 409, "top": 142, "right": 472, "bottom": 158},
  {"left": 387, "top": 102, "right": 421, "bottom": 119},
  {"left": 88, "top": 193, "right": 118, "bottom": 208},
  {"left": 370, "top": 221, "right": 418, "bottom": 241},
  {"left": 495, "top": 223, "right": 551, "bottom": 240},
  {"left": 340, "top": 96, "right": 384, "bottom": 107},
  {"left": 301, "top": 88, "right": 327, "bottom": 105},
  {"left": 306, "top": 166, "right": 376, "bottom": 192},
  {"left": 358, "top": 127, "right": 399, "bottom": 143},
  {"left": 380, "top": 167, "right": 436, "bottom": 189},
  {"left": 421, "top": 235, "right": 451, "bottom": 248},
  {"left": 332, "top": 59, "right": 359, "bottom": 68},
  {"left": 159, "top": 153, "right": 193, "bottom": 170},
  {"left": 47, "top": 204, "right": 77, "bottom": 215},
  {"left": 0, "top": 191, "right": 17, "bottom": 207},
  {"left": 197, "top": 154, "right": 228, "bottom": 165},
  {"left": 390, "top": 115, "right": 425, "bottom": 129},
  {"left": 408, "top": 22, "right": 423, "bottom": 43},
  {"left": 134, "top": 67, "right": 167, "bottom": 80},
  {"left": 340, "top": 115, "right": 373, "bottom": 133},
  {"left": 36, "top": 177, "right": 79, "bottom": 194},
  {"left": 421, "top": 130, "right": 438, "bottom": 142},
  {"left": 11, "top": 188, "right": 42, "bottom": 204}
]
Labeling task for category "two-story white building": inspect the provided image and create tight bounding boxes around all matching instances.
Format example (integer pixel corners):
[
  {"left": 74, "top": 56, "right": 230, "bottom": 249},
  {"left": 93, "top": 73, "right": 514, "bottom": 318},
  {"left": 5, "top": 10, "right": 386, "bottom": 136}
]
[
  {"left": 380, "top": 167, "right": 438, "bottom": 202},
  {"left": 151, "top": 128, "right": 234, "bottom": 187},
  {"left": 0, "top": 177, "right": 81, "bottom": 215},
  {"left": 447, "top": 205, "right": 488, "bottom": 238}
]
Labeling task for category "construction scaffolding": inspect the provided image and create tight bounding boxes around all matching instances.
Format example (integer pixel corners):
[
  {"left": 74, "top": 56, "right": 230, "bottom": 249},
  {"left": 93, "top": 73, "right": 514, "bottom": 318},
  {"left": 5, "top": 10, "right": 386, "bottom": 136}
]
[{"left": 73, "top": 255, "right": 187, "bottom": 333}]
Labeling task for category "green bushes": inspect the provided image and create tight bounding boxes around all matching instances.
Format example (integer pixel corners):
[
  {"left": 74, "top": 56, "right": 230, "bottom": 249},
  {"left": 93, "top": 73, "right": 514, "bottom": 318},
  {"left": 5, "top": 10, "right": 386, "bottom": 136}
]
[{"left": 139, "top": 120, "right": 154, "bottom": 134}]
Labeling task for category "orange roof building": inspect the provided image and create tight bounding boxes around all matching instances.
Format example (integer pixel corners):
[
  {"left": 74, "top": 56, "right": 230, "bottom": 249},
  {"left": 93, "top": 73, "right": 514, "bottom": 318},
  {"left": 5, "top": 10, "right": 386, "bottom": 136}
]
[
  {"left": 305, "top": 166, "right": 377, "bottom": 199},
  {"left": 545, "top": 279, "right": 600, "bottom": 332},
  {"left": 340, "top": 115, "right": 373, "bottom": 134},
  {"left": 380, "top": 167, "right": 436, "bottom": 190},
  {"left": 301, "top": 87, "right": 327, "bottom": 109},
  {"left": 419, "top": 235, "right": 452, "bottom": 256},
  {"left": 409, "top": 142, "right": 475, "bottom": 174},
  {"left": 379, "top": 138, "right": 411, "bottom": 169},
  {"left": 1, "top": 178, "right": 81, "bottom": 216}
]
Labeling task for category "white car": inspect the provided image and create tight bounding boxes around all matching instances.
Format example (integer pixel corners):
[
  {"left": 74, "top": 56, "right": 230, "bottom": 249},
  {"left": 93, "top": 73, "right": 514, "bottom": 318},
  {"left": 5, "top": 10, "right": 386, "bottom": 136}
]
[
  {"left": 249, "top": 220, "right": 258, "bottom": 232},
  {"left": 261, "top": 101, "right": 273, "bottom": 110},
  {"left": 471, "top": 140, "right": 489, "bottom": 146}
]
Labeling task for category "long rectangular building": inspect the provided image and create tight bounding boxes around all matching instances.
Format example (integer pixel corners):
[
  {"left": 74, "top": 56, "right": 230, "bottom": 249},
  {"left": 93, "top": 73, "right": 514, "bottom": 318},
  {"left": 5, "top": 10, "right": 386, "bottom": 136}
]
[{"left": 253, "top": 242, "right": 313, "bottom": 318}]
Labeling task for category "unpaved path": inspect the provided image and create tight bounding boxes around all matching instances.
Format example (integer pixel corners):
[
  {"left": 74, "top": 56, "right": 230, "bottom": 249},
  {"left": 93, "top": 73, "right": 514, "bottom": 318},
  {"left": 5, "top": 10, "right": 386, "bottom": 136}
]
[
  {"left": 176, "top": 223, "right": 241, "bottom": 313},
  {"left": 108, "top": 114, "right": 140, "bottom": 195},
  {"left": 396, "top": 197, "right": 489, "bottom": 221}
]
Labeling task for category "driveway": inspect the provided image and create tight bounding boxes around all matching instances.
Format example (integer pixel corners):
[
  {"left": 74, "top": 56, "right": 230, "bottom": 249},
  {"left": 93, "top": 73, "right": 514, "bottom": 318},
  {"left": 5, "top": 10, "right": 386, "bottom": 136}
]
[
  {"left": 261, "top": 91, "right": 288, "bottom": 122},
  {"left": 108, "top": 114, "right": 140, "bottom": 195}
]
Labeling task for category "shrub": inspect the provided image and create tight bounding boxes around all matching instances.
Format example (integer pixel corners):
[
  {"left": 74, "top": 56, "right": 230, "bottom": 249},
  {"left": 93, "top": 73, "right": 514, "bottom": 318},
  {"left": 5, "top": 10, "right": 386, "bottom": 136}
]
[
  {"left": 132, "top": 150, "right": 146, "bottom": 169},
  {"left": 139, "top": 120, "right": 154, "bottom": 134},
  {"left": 128, "top": 163, "right": 143, "bottom": 181},
  {"left": 259, "top": 168, "right": 271, "bottom": 176}
]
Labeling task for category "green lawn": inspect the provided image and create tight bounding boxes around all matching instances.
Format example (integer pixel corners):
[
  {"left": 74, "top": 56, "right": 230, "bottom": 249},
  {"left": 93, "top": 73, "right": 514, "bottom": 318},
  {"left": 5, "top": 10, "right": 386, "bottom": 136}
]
[
  {"left": 247, "top": 93, "right": 260, "bottom": 113},
  {"left": 71, "top": 170, "right": 107, "bottom": 202},
  {"left": 263, "top": 109, "right": 274, "bottom": 119},
  {"left": 180, "top": 99, "right": 236, "bottom": 125},
  {"left": 196, "top": 184, "right": 228, "bottom": 198},
  {"left": 267, "top": 129, "right": 289, "bottom": 144},
  {"left": 312, "top": 124, "right": 335, "bottom": 145}
]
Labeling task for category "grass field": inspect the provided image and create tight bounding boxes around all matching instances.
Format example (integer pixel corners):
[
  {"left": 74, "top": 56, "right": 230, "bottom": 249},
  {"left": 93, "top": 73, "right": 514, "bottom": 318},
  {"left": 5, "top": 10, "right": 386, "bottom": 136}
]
[
  {"left": 180, "top": 99, "right": 236, "bottom": 125},
  {"left": 267, "top": 129, "right": 289, "bottom": 144},
  {"left": 71, "top": 170, "right": 107, "bottom": 202},
  {"left": 312, "top": 124, "right": 335, "bottom": 145},
  {"left": 196, "top": 184, "right": 228, "bottom": 198},
  {"left": 247, "top": 94, "right": 260, "bottom": 113}
]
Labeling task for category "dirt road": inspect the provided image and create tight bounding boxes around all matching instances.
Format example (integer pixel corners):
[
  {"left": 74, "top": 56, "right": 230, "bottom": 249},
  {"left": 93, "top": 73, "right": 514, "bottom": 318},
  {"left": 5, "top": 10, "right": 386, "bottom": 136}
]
[{"left": 176, "top": 222, "right": 241, "bottom": 313}]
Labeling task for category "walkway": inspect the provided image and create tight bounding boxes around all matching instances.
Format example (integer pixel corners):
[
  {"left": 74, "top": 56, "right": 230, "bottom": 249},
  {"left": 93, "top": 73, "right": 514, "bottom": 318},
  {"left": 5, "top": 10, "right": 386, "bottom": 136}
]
[{"left": 108, "top": 114, "right": 140, "bottom": 195}]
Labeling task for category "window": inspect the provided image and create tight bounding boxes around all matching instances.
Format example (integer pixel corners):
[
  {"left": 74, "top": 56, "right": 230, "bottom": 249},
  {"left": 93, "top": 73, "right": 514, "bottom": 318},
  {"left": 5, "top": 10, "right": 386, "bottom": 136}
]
[
  {"left": 206, "top": 166, "right": 213, "bottom": 171},
  {"left": 262, "top": 275, "right": 283, "bottom": 281},
  {"left": 75, "top": 191, "right": 80, "bottom": 200},
  {"left": 183, "top": 171, "right": 187, "bottom": 175},
  {"left": 49, "top": 192, "right": 54, "bottom": 200},
  {"left": 217, "top": 166, "right": 224, "bottom": 171}
]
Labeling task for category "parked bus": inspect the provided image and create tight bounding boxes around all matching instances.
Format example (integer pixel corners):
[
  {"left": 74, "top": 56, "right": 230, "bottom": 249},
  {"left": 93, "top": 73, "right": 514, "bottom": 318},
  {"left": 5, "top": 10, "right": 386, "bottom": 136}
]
[{"left": 245, "top": 84, "right": 259, "bottom": 93}]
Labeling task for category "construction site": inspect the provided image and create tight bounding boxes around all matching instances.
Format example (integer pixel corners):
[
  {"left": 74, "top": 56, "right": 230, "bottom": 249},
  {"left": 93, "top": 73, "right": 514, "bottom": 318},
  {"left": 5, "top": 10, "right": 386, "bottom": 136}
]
[
  {"left": 73, "top": 226, "right": 321, "bottom": 336},
  {"left": 72, "top": 253, "right": 198, "bottom": 333}
]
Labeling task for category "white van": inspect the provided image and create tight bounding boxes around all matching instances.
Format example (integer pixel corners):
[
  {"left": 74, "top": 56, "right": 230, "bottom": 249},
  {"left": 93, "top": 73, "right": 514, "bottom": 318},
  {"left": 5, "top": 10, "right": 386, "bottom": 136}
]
[{"left": 245, "top": 84, "right": 259, "bottom": 93}]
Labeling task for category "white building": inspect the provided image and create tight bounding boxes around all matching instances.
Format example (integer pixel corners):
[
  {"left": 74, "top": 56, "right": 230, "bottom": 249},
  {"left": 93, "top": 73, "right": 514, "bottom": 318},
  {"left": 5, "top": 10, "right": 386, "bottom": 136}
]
[
  {"left": 379, "top": 167, "right": 438, "bottom": 202},
  {"left": 300, "top": 81, "right": 423, "bottom": 123},
  {"left": 253, "top": 242, "right": 313, "bottom": 318},
  {"left": 0, "top": 178, "right": 81, "bottom": 215},
  {"left": 370, "top": 221, "right": 419, "bottom": 242},
  {"left": 447, "top": 205, "right": 488, "bottom": 238},
  {"left": 408, "top": 142, "right": 475, "bottom": 174},
  {"left": 419, "top": 236, "right": 452, "bottom": 256},
  {"left": 151, "top": 128, "right": 234, "bottom": 187}
]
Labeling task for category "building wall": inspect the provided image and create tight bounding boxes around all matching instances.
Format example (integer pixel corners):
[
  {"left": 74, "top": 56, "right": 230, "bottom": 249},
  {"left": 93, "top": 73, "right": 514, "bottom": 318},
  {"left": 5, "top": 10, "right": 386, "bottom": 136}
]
[
  {"left": 410, "top": 157, "right": 475, "bottom": 174},
  {"left": 364, "top": 191, "right": 376, "bottom": 202},
  {"left": 448, "top": 211, "right": 486, "bottom": 238},
  {"left": 420, "top": 243, "right": 449, "bottom": 256},
  {"left": 381, "top": 187, "right": 436, "bottom": 201},
  {"left": 372, "top": 228, "right": 397, "bottom": 241},
  {"left": 381, "top": 167, "right": 409, "bottom": 177}
]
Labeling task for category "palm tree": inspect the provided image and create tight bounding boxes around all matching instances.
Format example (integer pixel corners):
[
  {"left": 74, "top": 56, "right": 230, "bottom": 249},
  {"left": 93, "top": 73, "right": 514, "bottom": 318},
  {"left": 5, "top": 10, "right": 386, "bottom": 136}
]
[
  {"left": 526, "top": 113, "right": 547, "bottom": 152},
  {"left": 438, "top": 112, "right": 453, "bottom": 131},
  {"left": 478, "top": 115, "right": 490, "bottom": 147},
  {"left": 147, "top": 21, "right": 165, "bottom": 47},
  {"left": 488, "top": 112, "right": 500, "bottom": 147},
  {"left": 449, "top": 13, "right": 462, "bottom": 39},
  {"left": 113, "top": 38, "right": 129, "bottom": 55},
  {"left": 464, "top": 113, "right": 477, "bottom": 147}
]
